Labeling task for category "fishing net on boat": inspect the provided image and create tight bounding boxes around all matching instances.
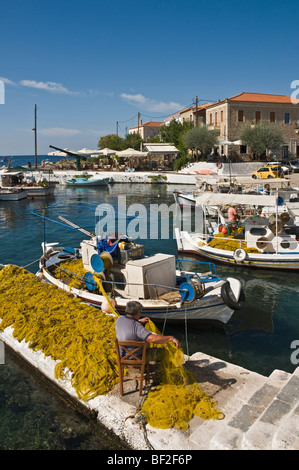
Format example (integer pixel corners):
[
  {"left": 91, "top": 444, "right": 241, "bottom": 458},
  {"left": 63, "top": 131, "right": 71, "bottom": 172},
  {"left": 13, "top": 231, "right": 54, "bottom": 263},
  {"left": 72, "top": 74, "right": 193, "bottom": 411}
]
[
  {"left": 0, "top": 265, "right": 224, "bottom": 430},
  {"left": 52, "top": 258, "right": 88, "bottom": 289},
  {"left": 209, "top": 232, "right": 260, "bottom": 253}
]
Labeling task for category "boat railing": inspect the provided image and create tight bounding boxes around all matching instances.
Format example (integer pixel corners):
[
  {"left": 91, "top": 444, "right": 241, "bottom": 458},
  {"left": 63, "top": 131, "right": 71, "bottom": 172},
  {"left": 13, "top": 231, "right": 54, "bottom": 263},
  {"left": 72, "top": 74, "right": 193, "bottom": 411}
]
[
  {"left": 200, "top": 229, "right": 289, "bottom": 252},
  {"left": 46, "top": 257, "right": 220, "bottom": 301},
  {"left": 175, "top": 257, "right": 218, "bottom": 277}
]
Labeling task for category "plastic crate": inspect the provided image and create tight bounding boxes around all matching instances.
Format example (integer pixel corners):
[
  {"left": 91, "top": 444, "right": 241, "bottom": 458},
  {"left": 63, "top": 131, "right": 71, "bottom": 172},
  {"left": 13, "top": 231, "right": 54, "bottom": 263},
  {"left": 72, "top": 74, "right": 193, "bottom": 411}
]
[{"left": 118, "top": 244, "right": 144, "bottom": 264}]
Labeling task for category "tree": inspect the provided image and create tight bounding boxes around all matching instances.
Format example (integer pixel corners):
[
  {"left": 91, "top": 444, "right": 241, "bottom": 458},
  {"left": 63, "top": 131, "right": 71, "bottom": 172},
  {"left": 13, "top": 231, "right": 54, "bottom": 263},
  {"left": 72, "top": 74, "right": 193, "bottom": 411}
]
[
  {"left": 182, "top": 125, "right": 219, "bottom": 158},
  {"left": 123, "top": 132, "right": 144, "bottom": 150},
  {"left": 98, "top": 134, "right": 125, "bottom": 151},
  {"left": 239, "top": 121, "right": 285, "bottom": 158},
  {"left": 159, "top": 119, "right": 193, "bottom": 150}
]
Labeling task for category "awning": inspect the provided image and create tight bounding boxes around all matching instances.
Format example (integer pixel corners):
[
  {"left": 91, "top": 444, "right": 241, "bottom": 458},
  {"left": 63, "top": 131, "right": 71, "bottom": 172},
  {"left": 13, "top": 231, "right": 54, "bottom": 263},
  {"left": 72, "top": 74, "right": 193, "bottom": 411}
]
[
  {"left": 117, "top": 148, "right": 148, "bottom": 157},
  {"left": 195, "top": 192, "right": 278, "bottom": 207},
  {"left": 144, "top": 144, "right": 179, "bottom": 154}
]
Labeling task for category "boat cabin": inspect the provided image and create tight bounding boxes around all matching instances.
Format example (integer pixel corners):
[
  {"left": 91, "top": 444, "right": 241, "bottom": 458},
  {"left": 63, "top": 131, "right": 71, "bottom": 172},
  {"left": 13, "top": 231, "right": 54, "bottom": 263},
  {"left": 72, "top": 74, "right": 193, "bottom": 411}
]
[{"left": 0, "top": 171, "right": 24, "bottom": 187}]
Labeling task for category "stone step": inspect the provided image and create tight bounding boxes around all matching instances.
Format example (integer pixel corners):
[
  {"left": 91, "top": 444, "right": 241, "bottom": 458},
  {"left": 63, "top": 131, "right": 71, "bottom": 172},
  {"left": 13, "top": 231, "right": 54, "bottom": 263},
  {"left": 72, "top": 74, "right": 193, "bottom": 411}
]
[
  {"left": 188, "top": 362, "right": 269, "bottom": 450},
  {"left": 242, "top": 368, "right": 299, "bottom": 450},
  {"left": 272, "top": 403, "right": 299, "bottom": 450},
  {"left": 209, "top": 369, "right": 292, "bottom": 450}
]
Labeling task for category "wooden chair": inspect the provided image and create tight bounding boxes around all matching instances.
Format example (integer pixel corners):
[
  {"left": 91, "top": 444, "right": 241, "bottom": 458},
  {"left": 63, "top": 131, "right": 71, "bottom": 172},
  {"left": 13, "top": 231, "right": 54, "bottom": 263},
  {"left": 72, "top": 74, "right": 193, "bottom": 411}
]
[{"left": 115, "top": 339, "right": 150, "bottom": 396}]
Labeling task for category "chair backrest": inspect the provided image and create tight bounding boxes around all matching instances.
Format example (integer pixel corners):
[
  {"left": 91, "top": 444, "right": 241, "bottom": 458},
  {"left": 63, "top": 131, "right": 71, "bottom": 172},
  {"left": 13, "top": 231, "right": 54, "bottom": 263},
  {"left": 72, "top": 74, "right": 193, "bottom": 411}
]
[
  {"left": 115, "top": 338, "right": 148, "bottom": 395},
  {"left": 115, "top": 339, "right": 147, "bottom": 365}
]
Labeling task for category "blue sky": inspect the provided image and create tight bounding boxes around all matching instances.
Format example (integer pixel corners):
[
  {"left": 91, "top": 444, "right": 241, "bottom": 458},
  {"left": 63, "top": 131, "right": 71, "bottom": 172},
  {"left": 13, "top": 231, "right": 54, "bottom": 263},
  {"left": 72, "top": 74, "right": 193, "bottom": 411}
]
[{"left": 0, "top": 0, "right": 299, "bottom": 155}]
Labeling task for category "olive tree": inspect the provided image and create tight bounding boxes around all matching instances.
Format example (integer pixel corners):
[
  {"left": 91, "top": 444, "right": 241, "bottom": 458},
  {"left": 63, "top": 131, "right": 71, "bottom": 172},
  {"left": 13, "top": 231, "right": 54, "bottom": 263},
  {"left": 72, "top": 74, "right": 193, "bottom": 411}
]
[
  {"left": 182, "top": 125, "right": 219, "bottom": 158},
  {"left": 239, "top": 121, "right": 285, "bottom": 158}
]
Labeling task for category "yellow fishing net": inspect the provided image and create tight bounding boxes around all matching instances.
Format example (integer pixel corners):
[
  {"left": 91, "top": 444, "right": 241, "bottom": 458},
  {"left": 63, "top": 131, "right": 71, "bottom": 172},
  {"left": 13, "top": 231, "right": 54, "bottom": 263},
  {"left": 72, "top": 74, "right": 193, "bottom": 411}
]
[
  {"left": 0, "top": 265, "right": 119, "bottom": 401},
  {"left": 0, "top": 264, "right": 224, "bottom": 430},
  {"left": 209, "top": 232, "right": 260, "bottom": 253},
  {"left": 141, "top": 320, "right": 224, "bottom": 430},
  {"left": 52, "top": 258, "right": 88, "bottom": 289}
]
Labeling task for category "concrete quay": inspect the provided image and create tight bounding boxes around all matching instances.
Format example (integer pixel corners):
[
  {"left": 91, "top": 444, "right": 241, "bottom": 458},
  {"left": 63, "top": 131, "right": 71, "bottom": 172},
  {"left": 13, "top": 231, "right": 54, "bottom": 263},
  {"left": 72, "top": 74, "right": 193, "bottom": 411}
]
[
  {"left": 0, "top": 325, "right": 298, "bottom": 450},
  {"left": 39, "top": 161, "right": 299, "bottom": 187}
]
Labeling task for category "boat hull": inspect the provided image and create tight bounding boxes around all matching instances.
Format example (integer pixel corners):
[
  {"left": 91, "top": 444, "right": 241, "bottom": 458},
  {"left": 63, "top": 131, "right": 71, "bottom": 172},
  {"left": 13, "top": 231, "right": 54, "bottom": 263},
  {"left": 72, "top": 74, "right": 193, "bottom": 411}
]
[
  {"left": 176, "top": 229, "right": 299, "bottom": 270},
  {"left": 0, "top": 190, "right": 27, "bottom": 200},
  {"left": 37, "top": 249, "right": 244, "bottom": 324},
  {"left": 65, "top": 178, "right": 110, "bottom": 187},
  {"left": 25, "top": 185, "right": 55, "bottom": 196}
]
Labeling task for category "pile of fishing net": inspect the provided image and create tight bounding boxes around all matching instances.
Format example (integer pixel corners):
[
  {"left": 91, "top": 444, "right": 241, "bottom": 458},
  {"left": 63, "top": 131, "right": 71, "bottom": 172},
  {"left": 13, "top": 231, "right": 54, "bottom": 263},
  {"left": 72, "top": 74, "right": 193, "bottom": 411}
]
[
  {"left": 209, "top": 232, "right": 260, "bottom": 253},
  {"left": 141, "top": 320, "right": 224, "bottom": 430},
  {"left": 0, "top": 265, "right": 224, "bottom": 430},
  {"left": 0, "top": 265, "right": 119, "bottom": 401}
]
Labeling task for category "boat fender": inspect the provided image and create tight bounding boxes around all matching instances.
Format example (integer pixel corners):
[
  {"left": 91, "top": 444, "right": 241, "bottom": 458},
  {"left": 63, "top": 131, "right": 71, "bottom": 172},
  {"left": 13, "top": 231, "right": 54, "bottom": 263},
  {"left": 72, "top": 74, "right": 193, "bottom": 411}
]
[
  {"left": 216, "top": 162, "right": 222, "bottom": 169},
  {"left": 256, "top": 237, "right": 269, "bottom": 250},
  {"left": 233, "top": 248, "right": 246, "bottom": 262},
  {"left": 221, "top": 281, "right": 245, "bottom": 310}
]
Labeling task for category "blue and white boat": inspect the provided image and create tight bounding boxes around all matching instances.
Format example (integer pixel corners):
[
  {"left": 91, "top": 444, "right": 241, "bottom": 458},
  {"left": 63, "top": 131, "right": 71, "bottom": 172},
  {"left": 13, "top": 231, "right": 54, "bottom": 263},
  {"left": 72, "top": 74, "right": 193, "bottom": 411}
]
[
  {"left": 37, "top": 230, "right": 245, "bottom": 324},
  {"left": 62, "top": 176, "right": 110, "bottom": 187}
]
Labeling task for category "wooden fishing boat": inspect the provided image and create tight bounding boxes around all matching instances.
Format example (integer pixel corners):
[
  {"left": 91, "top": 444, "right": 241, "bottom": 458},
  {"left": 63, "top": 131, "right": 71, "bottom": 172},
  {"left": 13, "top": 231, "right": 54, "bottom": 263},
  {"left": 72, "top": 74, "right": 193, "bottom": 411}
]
[
  {"left": 62, "top": 176, "right": 110, "bottom": 187},
  {"left": 0, "top": 187, "right": 27, "bottom": 201},
  {"left": 37, "top": 233, "right": 245, "bottom": 324},
  {"left": 175, "top": 192, "right": 299, "bottom": 270}
]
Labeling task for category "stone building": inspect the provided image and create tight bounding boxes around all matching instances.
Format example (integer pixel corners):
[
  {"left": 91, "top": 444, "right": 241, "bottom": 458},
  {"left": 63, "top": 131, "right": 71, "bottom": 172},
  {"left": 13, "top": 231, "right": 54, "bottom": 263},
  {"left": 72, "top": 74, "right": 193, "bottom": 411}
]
[
  {"left": 205, "top": 92, "right": 299, "bottom": 159},
  {"left": 128, "top": 120, "right": 164, "bottom": 140}
]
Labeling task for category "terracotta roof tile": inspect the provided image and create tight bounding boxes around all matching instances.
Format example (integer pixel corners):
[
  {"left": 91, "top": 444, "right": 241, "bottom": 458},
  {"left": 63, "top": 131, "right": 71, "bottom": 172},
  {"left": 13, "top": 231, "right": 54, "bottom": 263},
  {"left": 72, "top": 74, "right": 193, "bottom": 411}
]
[{"left": 229, "top": 92, "right": 294, "bottom": 103}]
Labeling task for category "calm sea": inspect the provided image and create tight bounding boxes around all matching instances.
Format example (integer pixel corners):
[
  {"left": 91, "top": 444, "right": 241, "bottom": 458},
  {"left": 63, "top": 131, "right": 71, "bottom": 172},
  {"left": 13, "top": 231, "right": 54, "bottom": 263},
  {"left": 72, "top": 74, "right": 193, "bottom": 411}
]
[{"left": 0, "top": 157, "right": 299, "bottom": 449}]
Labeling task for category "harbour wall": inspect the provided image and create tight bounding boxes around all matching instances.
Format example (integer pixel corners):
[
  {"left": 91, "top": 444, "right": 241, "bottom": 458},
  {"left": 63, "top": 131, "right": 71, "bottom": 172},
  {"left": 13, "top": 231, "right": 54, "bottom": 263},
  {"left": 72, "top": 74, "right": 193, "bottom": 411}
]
[
  {"left": 1, "top": 323, "right": 298, "bottom": 450},
  {"left": 42, "top": 161, "right": 266, "bottom": 186}
]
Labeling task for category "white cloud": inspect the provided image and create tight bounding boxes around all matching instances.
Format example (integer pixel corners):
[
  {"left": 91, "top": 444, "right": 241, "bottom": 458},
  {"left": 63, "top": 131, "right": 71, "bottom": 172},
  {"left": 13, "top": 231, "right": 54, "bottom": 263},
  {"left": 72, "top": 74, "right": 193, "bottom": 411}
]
[
  {"left": 39, "top": 127, "right": 82, "bottom": 136},
  {"left": 19, "top": 80, "right": 79, "bottom": 95},
  {"left": 121, "top": 92, "right": 182, "bottom": 113},
  {"left": 0, "top": 77, "right": 17, "bottom": 86}
]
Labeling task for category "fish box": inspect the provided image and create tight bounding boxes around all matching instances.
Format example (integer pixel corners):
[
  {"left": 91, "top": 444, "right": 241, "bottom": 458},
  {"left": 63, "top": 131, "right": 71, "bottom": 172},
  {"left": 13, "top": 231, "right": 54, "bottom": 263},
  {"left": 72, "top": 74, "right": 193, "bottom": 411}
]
[{"left": 125, "top": 253, "right": 176, "bottom": 299}]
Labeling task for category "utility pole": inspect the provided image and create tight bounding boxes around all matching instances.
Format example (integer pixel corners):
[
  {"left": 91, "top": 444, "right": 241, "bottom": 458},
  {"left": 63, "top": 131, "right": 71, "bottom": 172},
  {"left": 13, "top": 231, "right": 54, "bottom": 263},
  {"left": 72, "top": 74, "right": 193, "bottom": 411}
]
[
  {"left": 137, "top": 112, "right": 140, "bottom": 137},
  {"left": 195, "top": 96, "right": 198, "bottom": 162},
  {"left": 33, "top": 104, "right": 37, "bottom": 169},
  {"left": 116, "top": 121, "right": 118, "bottom": 136},
  {"left": 195, "top": 96, "right": 198, "bottom": 127}
]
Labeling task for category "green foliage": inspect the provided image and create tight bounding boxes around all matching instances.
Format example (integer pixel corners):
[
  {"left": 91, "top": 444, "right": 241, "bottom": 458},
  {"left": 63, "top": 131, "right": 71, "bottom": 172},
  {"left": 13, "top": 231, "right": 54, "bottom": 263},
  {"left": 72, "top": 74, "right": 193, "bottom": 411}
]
[
  {"left": 173, "top": 154, "right": 191, "bottom": 171},
  {"left": 98, "top": 133, "right": 144, "bottom": 152},
  {"left": 98, "top": 134, "right": 125, "bottom": 151},
  {"left": 160, "top": 119, "right": 193, "bottom": 151},
  {"left": 182, "top": 125, "right": 219, "bottom": 156},
  {"left": 239, "top": 121, "right": 285, "bottom": 157},
  {"left": 124, "top": 132, "right": 144, "bottom": 149}
]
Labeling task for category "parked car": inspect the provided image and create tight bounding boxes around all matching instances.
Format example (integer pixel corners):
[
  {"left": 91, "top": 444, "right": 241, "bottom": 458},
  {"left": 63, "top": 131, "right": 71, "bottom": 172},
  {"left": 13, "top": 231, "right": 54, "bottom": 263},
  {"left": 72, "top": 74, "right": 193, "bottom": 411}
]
[
  {"left": 252, "top": 164, "right": 283, "bottom": 179},
  {"left": 282, "top": 160, "right": 299, "bottom": 173},
  {"left": 278, "top": 162, "right": 293, "bottom": 175}
]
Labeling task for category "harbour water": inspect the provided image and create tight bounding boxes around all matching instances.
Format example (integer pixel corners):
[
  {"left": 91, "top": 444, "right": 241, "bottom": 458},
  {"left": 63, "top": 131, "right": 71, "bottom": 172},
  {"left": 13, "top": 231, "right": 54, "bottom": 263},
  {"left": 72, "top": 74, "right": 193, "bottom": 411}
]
[{"left": 0, "top": 161, "right": 299, "bottom": 449}]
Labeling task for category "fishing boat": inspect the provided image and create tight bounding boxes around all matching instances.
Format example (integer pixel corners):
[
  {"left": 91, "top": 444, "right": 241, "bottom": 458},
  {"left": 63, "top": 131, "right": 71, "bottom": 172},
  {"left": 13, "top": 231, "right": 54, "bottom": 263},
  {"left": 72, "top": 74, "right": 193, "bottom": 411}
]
[
  {"left": 173, "top": 178, "right": 238, "bottom": 209},
  {"left": 0, "top": 170, "right": 55, "bottom": 196},
  {"left": 36, "top": 220, "right": 245, "bottom": 324},
  {"left": 62, "top": 176, "right": 110, "bottom": 187},
  {"left": 175, "top": 192, "right": 299, "bottom": 270},
  {"left": 0, "top": 187, "right": 27, "bottom": 201}
]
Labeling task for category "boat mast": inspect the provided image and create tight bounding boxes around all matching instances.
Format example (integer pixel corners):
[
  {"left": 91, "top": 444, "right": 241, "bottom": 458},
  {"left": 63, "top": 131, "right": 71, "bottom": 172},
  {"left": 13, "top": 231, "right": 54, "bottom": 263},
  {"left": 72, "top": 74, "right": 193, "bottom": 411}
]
[{"left": 33, "top": 104, "right": 37, "bottom": 169}]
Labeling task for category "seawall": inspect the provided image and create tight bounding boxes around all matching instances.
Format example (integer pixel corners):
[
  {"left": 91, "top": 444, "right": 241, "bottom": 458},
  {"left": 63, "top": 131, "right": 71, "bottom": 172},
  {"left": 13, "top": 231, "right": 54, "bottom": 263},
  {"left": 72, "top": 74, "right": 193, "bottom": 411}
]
[{"left": 1, "top": 323, "right": 298, "bottom": 450}]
